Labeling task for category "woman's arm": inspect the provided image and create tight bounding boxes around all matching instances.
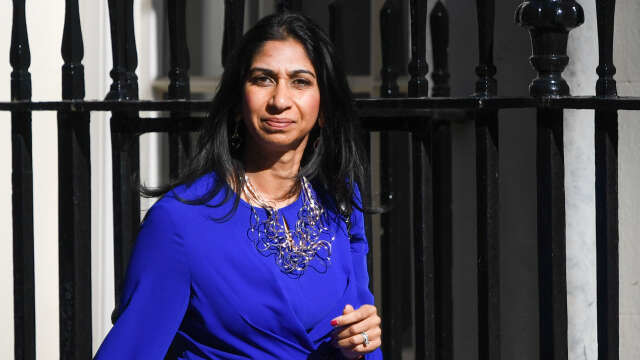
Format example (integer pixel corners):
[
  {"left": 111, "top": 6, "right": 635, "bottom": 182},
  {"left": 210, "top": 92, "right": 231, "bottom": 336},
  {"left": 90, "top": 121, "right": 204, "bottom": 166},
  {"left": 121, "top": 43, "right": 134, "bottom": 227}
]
[
  {"left": 94, "top": 201, "right": 190, "bottom": 359},
  {"left": 333, "top": 188, "right": 383, "bottom": 359}
]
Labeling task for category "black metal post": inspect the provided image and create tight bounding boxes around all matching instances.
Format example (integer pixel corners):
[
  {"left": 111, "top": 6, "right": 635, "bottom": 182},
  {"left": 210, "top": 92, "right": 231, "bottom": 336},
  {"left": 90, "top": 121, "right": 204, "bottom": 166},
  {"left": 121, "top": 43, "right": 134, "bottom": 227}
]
[
  {"left": 474, "top": 1, "right": 500, "bottom": 360},
  {"left": 378, "top": 1, "right": 404, "bottom": 359},
  {"left": 10, "top": 1, "right": 35, "bottom": 358},
  {"left": 58, "top": 0, "right": 92, "bottom": 358},
  {"left": 429, "top": 2, "right": 453, "bottom": 360},
  {"left": 167, "top": 0, "right": 191, "bottom": 179},
  {"left": 107, "top": 0, "right": 140, "bottom": 321},
  {"left": 595, "top": 1, "right": 619, "bottom": 359},
  {"left": 517, "top": 2, "right": 583, "bottom": 359}
]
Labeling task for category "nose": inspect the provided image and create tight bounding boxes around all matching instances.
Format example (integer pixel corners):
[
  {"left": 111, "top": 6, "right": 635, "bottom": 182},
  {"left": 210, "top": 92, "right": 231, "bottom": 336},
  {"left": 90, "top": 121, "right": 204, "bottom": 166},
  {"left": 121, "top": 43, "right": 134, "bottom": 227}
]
[{"left": 267, "top": 81, "right": 292, "bottom": 112}]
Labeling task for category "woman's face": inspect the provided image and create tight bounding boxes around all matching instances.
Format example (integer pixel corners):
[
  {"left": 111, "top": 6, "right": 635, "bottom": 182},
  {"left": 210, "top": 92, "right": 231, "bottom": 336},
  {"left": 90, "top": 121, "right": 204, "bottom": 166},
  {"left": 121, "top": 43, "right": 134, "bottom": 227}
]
[{"left": 241, "top": 39, "right": 321, "bottom": 154}]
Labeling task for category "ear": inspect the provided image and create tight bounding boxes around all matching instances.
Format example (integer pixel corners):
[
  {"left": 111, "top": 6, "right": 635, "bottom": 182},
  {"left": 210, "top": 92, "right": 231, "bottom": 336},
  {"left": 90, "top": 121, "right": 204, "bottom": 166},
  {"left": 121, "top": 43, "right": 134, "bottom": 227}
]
[{"left": 317, "top": 114, "right": 325, "bottom": 128}]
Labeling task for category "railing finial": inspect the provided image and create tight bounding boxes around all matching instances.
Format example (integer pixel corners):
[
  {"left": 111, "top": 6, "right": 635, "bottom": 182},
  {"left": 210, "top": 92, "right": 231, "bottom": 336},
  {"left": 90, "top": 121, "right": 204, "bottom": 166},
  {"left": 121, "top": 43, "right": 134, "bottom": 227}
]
[
  {"left": 516, "top": 0, "right": 584, "bottom": 97},
  {"left": 596, "top": 0, "right": 617, "bottom": 97}
]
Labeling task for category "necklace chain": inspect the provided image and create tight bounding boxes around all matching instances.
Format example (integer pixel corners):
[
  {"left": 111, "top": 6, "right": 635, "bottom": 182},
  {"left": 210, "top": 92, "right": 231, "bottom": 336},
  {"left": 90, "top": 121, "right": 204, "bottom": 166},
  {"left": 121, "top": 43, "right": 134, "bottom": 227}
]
[{"left": 244, "top": 175, "right": 334, "bottom": 277}]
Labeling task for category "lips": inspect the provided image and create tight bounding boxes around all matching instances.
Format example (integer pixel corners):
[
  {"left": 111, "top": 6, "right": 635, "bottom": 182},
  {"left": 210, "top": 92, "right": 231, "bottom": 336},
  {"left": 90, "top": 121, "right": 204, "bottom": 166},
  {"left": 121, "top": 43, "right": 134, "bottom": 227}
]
[{"left": 262, "top": 117, "right": 294, "bottom": 129}]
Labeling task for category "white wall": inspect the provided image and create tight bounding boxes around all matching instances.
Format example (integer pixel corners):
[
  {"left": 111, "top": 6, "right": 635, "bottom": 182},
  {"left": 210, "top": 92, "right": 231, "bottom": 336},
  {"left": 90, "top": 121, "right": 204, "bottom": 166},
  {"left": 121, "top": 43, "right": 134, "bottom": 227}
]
[
  {"left": 615, "top": 2, "right": 640, "bottom": 359},
  {"left": 564, "top": 1, "right": 598, "bottom": 359}
]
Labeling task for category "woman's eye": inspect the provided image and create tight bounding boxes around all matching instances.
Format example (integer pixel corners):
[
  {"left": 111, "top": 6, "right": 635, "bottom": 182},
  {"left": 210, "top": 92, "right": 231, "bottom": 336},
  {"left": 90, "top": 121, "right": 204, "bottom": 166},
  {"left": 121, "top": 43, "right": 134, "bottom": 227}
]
[
  {"left": 251, "top": 76, "right": 273, "bottom": 85},
  {"left": 292, "top": 78, "right": 312, "bottom": 88}
]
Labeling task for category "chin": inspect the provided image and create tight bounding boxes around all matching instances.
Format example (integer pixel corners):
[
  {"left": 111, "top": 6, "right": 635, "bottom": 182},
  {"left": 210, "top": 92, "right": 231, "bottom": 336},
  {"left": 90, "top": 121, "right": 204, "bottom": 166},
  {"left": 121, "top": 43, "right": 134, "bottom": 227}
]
[{"left": 253, "top": 135, "right": 308, "bottom": 153}]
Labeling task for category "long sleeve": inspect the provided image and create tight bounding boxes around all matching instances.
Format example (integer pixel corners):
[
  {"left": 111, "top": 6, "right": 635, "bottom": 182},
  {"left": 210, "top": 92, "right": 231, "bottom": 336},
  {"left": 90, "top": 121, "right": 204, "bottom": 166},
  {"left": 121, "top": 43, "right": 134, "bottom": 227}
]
[
  {"left": 348, "top": 189, "right": 383, "bottom": 359},
  {"left": 94, "top": 201, "right": 190, "bottom": 359}
]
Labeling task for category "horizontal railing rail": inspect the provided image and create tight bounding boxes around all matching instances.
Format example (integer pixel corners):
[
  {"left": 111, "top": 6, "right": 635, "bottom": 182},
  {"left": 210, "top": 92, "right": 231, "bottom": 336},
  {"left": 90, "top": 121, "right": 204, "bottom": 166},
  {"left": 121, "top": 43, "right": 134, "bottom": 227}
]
[{"left": 4, "top": 95, "right": 640, "bottom": 113}]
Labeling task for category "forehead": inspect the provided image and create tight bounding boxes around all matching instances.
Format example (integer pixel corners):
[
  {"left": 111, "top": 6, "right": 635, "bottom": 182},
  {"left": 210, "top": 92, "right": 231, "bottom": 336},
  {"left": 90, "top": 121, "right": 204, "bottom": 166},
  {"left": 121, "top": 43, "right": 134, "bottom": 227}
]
[{"left": 251, "top": 39, "right": 315, "bottom": 74}]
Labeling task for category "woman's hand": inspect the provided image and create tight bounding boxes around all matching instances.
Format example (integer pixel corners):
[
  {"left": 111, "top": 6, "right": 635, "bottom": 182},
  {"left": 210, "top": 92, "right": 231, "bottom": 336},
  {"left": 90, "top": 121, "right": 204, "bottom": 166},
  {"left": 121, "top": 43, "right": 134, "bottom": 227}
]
[{"left": 331, "top": 304, "right": 382, "bottom": 359}]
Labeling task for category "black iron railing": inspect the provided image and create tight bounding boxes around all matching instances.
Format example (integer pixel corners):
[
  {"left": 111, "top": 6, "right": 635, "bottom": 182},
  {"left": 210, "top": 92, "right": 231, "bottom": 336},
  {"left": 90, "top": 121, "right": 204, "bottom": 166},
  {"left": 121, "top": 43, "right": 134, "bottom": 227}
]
[{"left": 3, "top": 0, "right": 622, "bottom": 360}]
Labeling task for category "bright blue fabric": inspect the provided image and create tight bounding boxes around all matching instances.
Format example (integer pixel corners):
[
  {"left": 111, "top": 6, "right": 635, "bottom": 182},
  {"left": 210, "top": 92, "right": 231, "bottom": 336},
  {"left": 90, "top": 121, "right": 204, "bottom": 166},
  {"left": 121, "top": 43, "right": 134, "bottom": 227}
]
[{"left": 94, "top": 172, "right": 382, "bottom": 359}]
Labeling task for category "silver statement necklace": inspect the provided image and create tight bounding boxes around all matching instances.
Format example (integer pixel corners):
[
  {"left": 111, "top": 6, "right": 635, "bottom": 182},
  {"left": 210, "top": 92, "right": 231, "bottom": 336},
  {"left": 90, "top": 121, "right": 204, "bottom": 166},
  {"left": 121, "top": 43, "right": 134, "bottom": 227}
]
[{"left": 244, "top": 175, "right": 334, "bottom": 277}]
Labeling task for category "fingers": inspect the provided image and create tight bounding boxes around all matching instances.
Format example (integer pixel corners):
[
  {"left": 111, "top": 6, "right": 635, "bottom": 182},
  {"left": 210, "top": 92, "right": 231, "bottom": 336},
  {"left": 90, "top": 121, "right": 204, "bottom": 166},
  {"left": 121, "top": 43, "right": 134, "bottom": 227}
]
[
  {"left": 331, "top": 304, "right": 376, "bottom": 327},
  {"left": 343, "top": 304, "right": 354, "bottom": 315},
  {"left": 335, "top": 312, "right": 381, "bottom": 340},
  {"left": 345, "top": 337, "right": 382, "bottom": 354},
  {"left": 335, "top": 326, "right": 382, "bottom": 349},
  {"left": 331, "top": 304, "right": 382, "bottom": 356}
]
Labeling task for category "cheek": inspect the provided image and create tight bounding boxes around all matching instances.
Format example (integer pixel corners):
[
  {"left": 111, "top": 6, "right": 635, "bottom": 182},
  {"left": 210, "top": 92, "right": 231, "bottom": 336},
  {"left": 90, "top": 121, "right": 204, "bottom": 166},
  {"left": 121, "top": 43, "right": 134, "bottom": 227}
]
[
  {"left": 302, "top": 92, "right": 321, "bottom": 119},
  {"left": 242, "top": 88, "right": 265, "bottom": 118}
]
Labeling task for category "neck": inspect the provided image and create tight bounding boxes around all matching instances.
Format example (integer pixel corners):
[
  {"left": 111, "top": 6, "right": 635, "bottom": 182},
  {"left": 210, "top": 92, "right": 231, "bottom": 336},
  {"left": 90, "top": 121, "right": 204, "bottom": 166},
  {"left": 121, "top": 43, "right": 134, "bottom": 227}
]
[{"left": 242, "top": 139, "right": 308, "bottom": 204}]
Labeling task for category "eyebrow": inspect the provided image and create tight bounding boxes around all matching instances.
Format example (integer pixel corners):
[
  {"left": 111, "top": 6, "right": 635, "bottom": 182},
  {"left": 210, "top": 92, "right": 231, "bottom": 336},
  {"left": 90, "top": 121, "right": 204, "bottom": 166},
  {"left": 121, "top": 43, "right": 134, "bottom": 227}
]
[{"left": 249, "top": 67, "right": 316, "bottom": 79}]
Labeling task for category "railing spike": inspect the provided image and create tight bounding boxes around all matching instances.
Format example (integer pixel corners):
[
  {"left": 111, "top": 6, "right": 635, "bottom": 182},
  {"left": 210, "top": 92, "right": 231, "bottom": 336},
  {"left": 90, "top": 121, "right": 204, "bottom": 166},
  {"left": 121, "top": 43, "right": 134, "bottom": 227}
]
[
  {"left": 475, "top": 0, "right": 497, "bottom": 96},
  {"left": 10, "top": 1, "right": 35, "bottom": 359},
  {"left": 430, "top": 1, "right": 450, "bottom": 97},
  {"left": 11, "top": 0, "right": 31, "bottom": 100},
  {"left": 408, "top": 0, "right": 428, "bottom": 97},
  {"left": 168, "top": 0, "right": 191, "bottom": 99},
  {"left": 277, "top": 0, "right": 302, "bottom": 13},
  {"left": 106, "top": 0, "right": 139, "bottom": 100},
  {"left": 595, "top": 2, "right": 619, "bottom": 360},
  {"left": 380, "top": 0, "right": 399, "bottom": 98}
]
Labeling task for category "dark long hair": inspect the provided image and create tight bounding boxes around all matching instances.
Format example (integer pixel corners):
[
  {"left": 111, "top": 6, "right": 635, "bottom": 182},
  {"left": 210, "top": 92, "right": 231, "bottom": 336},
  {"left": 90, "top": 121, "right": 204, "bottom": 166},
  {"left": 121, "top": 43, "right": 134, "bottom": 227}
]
[{"left": 143, "top": 12, "right": 367, "bottom": 219}]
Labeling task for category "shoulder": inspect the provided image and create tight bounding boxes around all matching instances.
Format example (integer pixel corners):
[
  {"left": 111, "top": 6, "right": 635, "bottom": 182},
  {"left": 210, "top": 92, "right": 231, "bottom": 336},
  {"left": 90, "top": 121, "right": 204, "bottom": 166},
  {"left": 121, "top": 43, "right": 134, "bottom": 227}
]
[
  {"left": 167, "top": 171, "right": 221, "bottom": 202},
  {"left": 143, "top": 171, "right": 229, "bottom": 225}
]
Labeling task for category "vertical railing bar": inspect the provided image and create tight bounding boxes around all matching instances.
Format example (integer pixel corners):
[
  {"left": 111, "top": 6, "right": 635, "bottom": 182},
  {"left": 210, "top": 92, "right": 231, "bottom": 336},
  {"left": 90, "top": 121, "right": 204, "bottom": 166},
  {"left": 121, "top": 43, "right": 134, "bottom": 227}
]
[
  {"left": 411, "top": 123, "right": 434, "bottom": 360},
  {"left": 595, "top": 1, "right": 619, "bottom": 359},
  {"left": 331, "top": 0, "right": 376, "bottom": 285},
  {"left": 222, "top": 0, "right": 245, "bottom": 69},
  {"left": 536, "top": 108, "right": 568, "bottom": 360},
  {"left": 10, "top": 1, "right": 35, "bottom": 359},
  {"left": 379, "top": 1, "right": 402, "bottom": 359},
  {"left": 517, "top": 2, "right": 584, "bottom": 358},
  {"left": 58, "top": 0, "right": 92, "bottom": 358},
  {"left": 167, "top": 0, "right": 191, "bottom": 180},
  {"left": 429, "top": 2, "right": 453, "bottom": 360},
  {"left": 107, "top": 0, "right": 140, "bottom": 321},
  {"left": 329, "top": 1, "right": 336, "bottom": 45},
  {"left": 474, "top": 1, "right": 499, "bottom": 360}
]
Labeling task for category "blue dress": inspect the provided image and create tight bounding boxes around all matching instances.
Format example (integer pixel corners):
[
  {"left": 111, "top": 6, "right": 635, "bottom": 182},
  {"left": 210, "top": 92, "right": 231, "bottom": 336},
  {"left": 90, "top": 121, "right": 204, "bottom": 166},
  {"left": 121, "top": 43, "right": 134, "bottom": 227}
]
[{"left": 94, "top": 172, "right": 382, "bottom": 359}]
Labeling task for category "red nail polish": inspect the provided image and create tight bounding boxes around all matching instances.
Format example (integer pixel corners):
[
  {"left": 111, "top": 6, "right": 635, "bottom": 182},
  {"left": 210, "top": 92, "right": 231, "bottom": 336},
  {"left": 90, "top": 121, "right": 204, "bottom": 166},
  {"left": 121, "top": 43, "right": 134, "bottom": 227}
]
[{"left": 330, "top": 319, "right": 338, "bottom": 326}]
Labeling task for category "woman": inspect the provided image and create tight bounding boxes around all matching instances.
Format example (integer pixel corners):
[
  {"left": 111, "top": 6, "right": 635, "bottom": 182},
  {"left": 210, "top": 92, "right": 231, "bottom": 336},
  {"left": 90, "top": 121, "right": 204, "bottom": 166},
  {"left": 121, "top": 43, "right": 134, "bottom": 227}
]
[{"left": 95, "top": 12, "right": 382, "bottom": 359}]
